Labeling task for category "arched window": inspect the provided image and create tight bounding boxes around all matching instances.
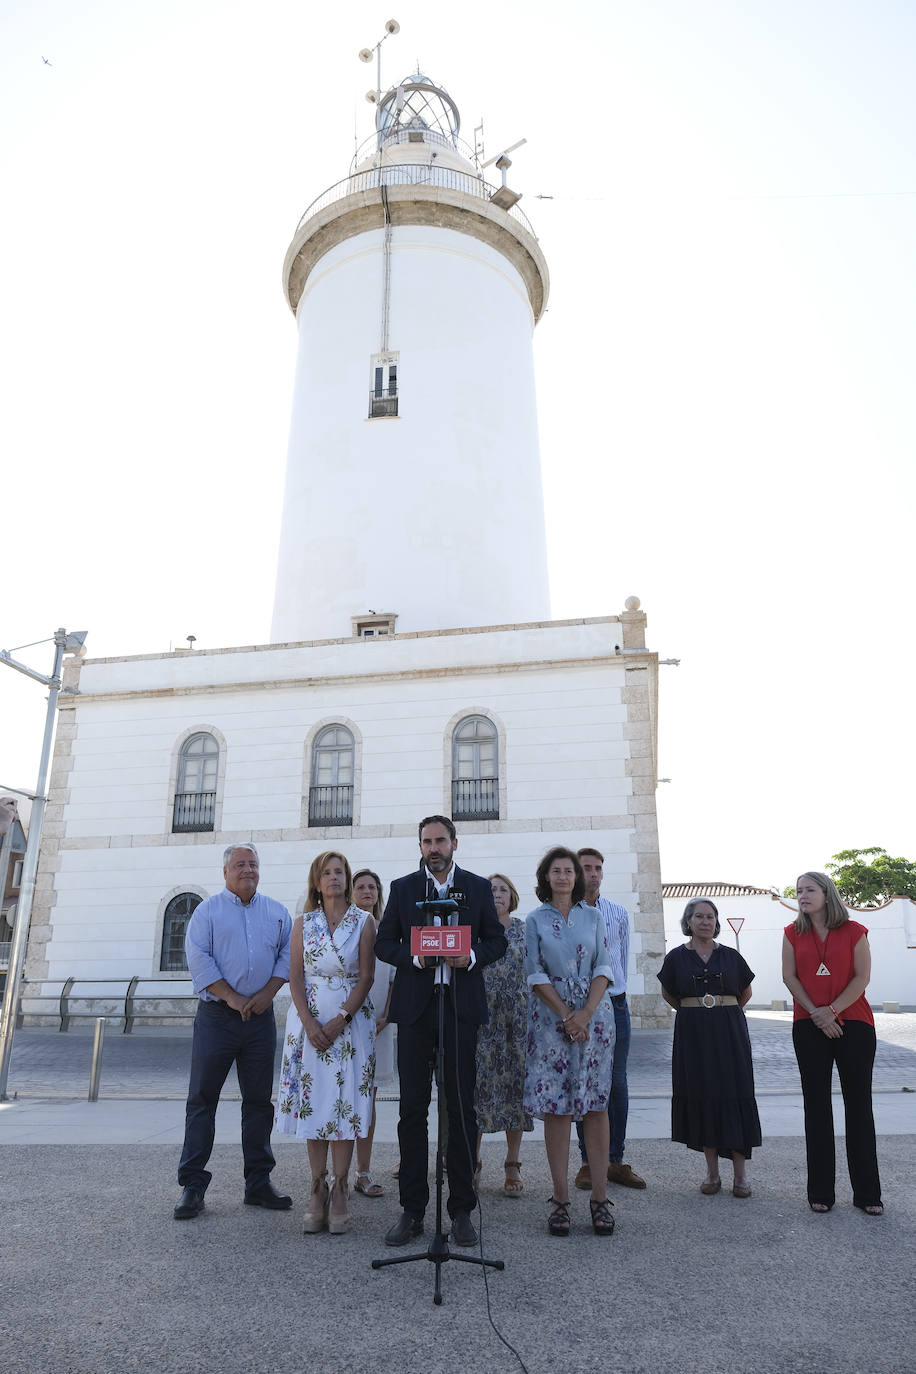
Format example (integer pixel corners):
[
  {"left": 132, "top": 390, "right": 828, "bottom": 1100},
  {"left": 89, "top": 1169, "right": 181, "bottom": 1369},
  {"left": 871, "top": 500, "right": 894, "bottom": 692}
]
[
  {"left": 451, "top": 715, "right": 499, "bottom": 820},
  {"left": 159, "top": 892, "right": 202, "bottom": 972},
  {"left": 172, "top": 732, "right": 219, "bottom": 832},
  {"left": 308, "top": 725, "right": 354, "bottom": 826}
]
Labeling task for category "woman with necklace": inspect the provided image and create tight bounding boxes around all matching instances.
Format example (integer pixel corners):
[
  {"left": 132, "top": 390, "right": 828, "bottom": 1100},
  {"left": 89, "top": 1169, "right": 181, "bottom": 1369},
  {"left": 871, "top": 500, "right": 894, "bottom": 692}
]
[
  {"left": 523, "top": 847, "right": 616, "bottom": 1237},
  {"left": 658, "top": 899, "right": 761, "bottom": 1197},
  {"left": 782, "top": 871, "right": 882, "bottom": 1216},
  {"left": 276, "top": 850, "right": 376, "bottom": 1234}
]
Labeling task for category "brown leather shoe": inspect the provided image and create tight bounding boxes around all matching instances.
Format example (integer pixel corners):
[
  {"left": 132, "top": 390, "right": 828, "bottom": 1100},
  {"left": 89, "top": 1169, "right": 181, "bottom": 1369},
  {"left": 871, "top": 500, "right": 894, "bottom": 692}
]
[
  {"left": 607, "top": 1162, "right": 647, "bottom": 1189},
  {"left": 574, "top": 1163, "right": 591, "bottom": 1190}
]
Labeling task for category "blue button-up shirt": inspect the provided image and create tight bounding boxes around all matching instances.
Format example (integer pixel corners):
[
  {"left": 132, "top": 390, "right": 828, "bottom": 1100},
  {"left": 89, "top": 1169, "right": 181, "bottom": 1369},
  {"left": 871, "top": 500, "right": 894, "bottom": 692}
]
[
  {"left": 185, "top": 888, "right": 292, "bottom": 1000},
  {"left": 589, "top": 895, "right": 630, "bottom": 996}
]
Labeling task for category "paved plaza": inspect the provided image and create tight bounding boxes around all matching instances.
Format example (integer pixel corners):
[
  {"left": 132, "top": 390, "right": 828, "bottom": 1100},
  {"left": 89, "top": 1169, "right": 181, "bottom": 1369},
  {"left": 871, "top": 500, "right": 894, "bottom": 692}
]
[{"left": 1, "top": 1013, "right": 914, "bottom": 1374}]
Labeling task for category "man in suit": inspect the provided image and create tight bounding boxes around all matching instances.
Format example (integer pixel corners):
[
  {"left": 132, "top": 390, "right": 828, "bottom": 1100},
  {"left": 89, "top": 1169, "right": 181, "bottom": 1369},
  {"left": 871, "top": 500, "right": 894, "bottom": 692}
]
[{"left": 375, "top": 814, "right": 507, "bottom": 1247}]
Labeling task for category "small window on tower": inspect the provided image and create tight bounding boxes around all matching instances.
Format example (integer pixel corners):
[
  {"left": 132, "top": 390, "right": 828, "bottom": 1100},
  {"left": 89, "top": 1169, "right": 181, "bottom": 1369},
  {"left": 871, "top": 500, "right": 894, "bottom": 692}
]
[
  {"left": 352, "top": 612, "right": 397, "bottom": 638},
  {"left": 369, "top": 352, "right": 399, "bottom": 418}
]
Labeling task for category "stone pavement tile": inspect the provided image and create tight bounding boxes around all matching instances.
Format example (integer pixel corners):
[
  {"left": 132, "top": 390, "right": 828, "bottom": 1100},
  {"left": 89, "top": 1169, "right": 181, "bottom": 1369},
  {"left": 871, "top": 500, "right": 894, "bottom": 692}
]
[{"left": 0, "top": 1137, "right": 911, "bottom": 1374}]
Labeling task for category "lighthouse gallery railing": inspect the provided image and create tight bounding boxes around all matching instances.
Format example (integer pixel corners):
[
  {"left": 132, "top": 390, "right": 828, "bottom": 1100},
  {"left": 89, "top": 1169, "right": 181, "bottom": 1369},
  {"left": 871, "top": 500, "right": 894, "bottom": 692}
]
[{"left": 295, "top": 165, "right": 537, "bottom": 241}]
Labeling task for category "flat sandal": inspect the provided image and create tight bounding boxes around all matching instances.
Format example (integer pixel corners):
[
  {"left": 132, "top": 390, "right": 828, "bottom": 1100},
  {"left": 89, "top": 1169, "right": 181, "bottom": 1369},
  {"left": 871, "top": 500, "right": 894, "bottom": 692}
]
[{"left": 354, "top": 1170, "right": 384, "bottom": 1198}]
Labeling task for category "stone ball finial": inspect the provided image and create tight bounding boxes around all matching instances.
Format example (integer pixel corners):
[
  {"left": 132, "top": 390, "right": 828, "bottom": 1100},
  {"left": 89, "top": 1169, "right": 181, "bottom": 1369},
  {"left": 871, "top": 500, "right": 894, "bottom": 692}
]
[{"left": 624, "top": 596, "right": 641, "bottom": 612}]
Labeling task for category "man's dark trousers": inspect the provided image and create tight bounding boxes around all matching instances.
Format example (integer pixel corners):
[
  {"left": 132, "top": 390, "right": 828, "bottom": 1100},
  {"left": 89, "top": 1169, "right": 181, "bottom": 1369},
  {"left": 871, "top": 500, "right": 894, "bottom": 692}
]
[
  {"left": 178, "top": 1000, "right": 277, "bottom": 1194},
  {"left": 576, "top": 992, "right": 630, "bottom": 1162},
  {"left": 397, "top": 986, "right": 479, "bottom": 1219}
]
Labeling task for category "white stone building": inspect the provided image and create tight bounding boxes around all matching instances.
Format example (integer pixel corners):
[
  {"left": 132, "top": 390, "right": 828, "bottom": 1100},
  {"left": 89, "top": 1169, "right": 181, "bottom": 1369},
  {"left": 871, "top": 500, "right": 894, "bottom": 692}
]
[{"left": 24, "top": 72, "right": 668, "bottom": 1026}]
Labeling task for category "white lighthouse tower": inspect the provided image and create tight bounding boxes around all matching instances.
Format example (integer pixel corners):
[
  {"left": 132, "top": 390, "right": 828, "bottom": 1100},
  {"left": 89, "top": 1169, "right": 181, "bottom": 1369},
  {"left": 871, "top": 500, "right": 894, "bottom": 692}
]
[{"left": 271, "top": 70, "right": 552, "bottom": 643}]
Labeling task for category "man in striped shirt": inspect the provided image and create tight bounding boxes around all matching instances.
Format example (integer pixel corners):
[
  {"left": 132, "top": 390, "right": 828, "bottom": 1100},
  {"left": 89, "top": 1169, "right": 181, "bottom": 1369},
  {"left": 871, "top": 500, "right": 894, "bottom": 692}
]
[{"left": 573, "top": 847, "right": 647, "bottom": 1191}]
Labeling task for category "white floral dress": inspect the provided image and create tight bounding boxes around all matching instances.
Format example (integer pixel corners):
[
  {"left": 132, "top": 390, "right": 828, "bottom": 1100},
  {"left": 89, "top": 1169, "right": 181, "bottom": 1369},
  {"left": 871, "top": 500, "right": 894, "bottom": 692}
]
[{"left": 276, "top": 905, "right": 375, "bottom": 1140}]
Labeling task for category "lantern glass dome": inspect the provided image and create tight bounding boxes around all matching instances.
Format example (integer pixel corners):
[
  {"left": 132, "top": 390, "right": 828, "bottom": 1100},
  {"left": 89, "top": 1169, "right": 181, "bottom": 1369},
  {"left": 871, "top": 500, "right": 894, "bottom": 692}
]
[{"left": 377, "top": 74, "right": 460, "bottom": 146}]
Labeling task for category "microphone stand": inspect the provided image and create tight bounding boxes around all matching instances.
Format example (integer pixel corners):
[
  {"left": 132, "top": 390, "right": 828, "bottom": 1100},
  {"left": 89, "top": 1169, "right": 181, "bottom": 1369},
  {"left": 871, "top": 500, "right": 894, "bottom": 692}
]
[{"left": 372, "top": 942, "right": 504, "bottom": 1305}]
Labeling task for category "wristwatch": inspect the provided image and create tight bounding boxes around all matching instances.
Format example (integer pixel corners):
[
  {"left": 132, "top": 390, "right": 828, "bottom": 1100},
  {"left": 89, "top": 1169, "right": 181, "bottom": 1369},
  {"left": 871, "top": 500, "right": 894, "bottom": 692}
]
[{"left": 343, "top": 1010, "right": 353, "bottom": 1024}]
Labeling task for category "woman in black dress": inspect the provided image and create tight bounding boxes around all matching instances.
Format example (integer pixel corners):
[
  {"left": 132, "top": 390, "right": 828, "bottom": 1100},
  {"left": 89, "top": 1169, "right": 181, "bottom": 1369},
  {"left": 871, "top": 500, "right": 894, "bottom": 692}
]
[{"left": 657, "top": 898, "right": 761, "bottom": 1197}]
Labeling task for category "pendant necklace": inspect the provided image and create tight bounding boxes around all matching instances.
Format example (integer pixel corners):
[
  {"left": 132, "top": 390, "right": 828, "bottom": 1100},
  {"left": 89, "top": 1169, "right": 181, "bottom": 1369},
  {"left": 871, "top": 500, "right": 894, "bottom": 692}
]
[{"left": 813, "top": 926, "right": 831, "bottom": 977}]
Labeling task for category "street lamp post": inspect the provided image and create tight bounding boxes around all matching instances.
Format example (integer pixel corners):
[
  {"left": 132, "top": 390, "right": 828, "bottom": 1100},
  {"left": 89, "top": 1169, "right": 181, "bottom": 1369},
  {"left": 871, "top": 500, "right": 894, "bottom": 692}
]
[{"left": 0, "top": 628, "right": 86, "bottom": 1100}]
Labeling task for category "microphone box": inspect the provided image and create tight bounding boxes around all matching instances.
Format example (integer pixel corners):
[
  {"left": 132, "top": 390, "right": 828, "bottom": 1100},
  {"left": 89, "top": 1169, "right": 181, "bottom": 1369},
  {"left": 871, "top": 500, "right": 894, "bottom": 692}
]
[{"left": 410, "top": 925, "right": 471, "bottom": 958}]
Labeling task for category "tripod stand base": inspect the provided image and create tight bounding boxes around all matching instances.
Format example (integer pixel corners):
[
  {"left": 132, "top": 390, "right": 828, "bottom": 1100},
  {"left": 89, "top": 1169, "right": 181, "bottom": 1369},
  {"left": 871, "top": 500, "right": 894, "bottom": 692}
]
[{"left": 372, "top": 1227, "right": 505, "bottom": 1305}]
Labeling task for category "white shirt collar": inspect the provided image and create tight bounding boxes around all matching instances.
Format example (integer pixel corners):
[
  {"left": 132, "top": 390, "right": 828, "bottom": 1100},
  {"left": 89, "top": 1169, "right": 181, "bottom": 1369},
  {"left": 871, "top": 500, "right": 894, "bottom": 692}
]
[{"left": 425, "top": 863, "right": 456, "bottom": 892}]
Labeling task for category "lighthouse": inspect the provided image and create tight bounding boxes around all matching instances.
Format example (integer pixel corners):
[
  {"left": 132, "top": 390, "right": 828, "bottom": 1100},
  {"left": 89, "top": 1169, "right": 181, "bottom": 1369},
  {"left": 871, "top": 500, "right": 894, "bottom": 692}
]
[
  {"left": 271, "top": 72, "right": 552, "bottom": 643},
  {"left": 25, "top": 53, "right": 668, "bottom": 1033}
]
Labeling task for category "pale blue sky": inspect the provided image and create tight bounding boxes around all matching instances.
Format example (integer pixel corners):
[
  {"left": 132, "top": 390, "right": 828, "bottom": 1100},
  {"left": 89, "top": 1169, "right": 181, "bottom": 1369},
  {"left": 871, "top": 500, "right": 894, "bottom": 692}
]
[{"left": 2, "top": 1, "right": 914, "bottom": 889}]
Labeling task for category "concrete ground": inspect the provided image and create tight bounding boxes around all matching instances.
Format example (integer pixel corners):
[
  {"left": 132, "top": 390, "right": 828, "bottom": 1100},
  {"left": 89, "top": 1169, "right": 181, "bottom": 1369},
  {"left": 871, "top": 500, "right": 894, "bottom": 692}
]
[{"left": 1, "top": 1013, "right": 914, "bottom": 1374}]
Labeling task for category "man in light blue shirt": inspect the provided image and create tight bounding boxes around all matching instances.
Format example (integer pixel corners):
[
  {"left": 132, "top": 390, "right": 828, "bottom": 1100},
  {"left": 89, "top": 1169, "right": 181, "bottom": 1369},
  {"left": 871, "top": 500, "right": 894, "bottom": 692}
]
[
  {"left": 574, "top": 847, "right": 647, "bottom": 1191},
  {"left": 174, "top": 843, "right": 293, "bottom": 1219}
]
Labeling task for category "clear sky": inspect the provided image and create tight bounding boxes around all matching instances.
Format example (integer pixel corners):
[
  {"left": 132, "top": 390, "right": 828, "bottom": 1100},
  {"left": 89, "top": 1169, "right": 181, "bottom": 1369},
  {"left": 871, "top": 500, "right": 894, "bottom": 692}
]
[{"left": 2, "top": 0, "right": 914, "bottom": 890}]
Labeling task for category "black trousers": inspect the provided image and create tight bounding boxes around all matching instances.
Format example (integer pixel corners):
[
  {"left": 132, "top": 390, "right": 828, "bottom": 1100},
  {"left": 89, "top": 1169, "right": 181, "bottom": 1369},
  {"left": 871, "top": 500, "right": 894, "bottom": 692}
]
[
  {"left": 178, "top": 1000, "right": 277, "bottom": 1194},
  {"left": 792, "top": 1017, "right": 881, "bottom": 1209},
  {"left": 396, "top": 987, "right": 479, "bottom": 1219}
]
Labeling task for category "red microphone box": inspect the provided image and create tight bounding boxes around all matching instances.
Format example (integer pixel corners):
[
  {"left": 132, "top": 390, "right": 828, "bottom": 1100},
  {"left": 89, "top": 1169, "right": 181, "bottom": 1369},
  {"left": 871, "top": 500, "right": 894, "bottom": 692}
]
[{"left": 410, "top": 925, "right": 471, "bottom": 958}]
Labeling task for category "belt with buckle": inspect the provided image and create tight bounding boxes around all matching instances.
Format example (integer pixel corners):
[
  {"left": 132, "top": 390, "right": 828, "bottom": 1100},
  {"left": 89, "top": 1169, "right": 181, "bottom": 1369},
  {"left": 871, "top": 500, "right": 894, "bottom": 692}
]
[{"left": 679, "top": 995, "right": 739, "bottom": 1009}]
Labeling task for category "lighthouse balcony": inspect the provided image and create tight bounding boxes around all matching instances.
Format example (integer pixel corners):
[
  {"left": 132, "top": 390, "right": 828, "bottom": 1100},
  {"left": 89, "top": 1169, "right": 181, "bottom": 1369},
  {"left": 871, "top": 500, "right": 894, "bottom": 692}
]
[{"left": 294, "top": 164, "right": 536, "bottom": 241}]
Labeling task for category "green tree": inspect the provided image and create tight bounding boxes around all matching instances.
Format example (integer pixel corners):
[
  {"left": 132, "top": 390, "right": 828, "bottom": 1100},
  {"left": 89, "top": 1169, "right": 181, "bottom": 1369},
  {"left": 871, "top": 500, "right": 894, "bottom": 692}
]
[{"left": 825, "top": 848, "right": 916, "bottom": 907}]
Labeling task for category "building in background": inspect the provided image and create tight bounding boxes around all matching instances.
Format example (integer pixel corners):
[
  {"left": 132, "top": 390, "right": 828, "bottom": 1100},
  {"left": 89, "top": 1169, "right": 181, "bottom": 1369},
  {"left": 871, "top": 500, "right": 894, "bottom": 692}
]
[{"left": 24, "top": 71, "right": 667, "bottom": 1026}]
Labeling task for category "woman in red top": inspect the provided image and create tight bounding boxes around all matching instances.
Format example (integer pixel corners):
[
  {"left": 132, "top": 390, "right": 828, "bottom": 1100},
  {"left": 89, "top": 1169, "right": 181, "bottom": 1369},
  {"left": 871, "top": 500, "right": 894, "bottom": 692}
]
[{"left": 782, "top": 871, "right": 883, "bottom": 1216}]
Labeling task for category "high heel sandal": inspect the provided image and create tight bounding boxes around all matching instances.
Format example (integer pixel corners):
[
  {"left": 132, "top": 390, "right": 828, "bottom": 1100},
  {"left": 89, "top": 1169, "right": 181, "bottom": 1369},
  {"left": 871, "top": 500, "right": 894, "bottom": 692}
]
[
  {"left": 547, "top": 1197, "right": 570, "bottom": 1236},
  {"left": 327, "top": 1174, "right": 351, "bottom": 1235},
  {"left": 303, "top": 1169, "right": 329, "bottom": 1233},
  {"left": 589, "top": 1197, "right": 615, "bottom": 1236}
]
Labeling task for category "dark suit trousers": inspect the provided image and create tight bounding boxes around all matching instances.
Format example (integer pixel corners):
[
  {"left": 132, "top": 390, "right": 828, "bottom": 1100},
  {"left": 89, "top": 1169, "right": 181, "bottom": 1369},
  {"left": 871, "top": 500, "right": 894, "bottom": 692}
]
[
  {"left": 397, "top": 986, "right": 479, "bottom": 1218},
  {"left": 792, "top": 1017, "right": 881, "bottom": 1209},
  {"left": 178, "top": 1000, "right": 277, "bottom": 1193}
]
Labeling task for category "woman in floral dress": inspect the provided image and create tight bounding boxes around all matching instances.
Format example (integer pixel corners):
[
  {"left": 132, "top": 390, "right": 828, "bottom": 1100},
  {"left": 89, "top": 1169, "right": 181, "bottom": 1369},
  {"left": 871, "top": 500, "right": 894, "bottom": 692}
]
[
  {"left": 276, "top": 850, "right": 375, "bottom": 1235},
  {"left": 352, "top": 868, "right": 394, "bottom": 1199},
  {"left": 523, "top": 846, "right": 616, "bottom": 1237},
  {"left": 474, "top": 873, "right": 533, "bottom": 1195}
]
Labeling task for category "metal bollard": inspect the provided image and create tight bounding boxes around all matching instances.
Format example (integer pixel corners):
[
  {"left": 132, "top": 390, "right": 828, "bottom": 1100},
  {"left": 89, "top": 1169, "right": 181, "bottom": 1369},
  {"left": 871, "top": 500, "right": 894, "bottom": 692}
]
[{"left": 88, "top": 1016, "right": 107, "bottom": 1101}]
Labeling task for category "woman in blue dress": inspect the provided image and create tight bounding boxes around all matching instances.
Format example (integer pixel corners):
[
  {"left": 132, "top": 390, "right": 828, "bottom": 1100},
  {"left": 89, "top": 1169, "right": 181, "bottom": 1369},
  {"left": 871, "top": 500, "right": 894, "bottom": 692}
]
[{"left": 523, "top": 846, "right": 616, "bottom": 1237}]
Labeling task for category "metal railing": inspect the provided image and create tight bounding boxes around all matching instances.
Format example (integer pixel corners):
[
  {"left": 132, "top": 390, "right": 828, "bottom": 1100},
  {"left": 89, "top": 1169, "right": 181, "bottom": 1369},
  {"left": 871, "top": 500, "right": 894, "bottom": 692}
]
[
  {"left": 351, "top": 126, "right": 479, "bottom": 172},
  {"left": 17, "top": 976, "right": 196, "bottom": 1033},
  {"left": 369, "top": 385, "right": 398, "bottom": 418},
  {"left": 295, "top": 164, "right": 537, "bottom": 240},
  {"left": 452, "top": 778, "right": 499, "bottom": 821},
  {"left": 308, "top": 784, "right": 354, "bottom": 827},
  {"left": 172, "top": 790, "right": 216, "bottom": 833}
]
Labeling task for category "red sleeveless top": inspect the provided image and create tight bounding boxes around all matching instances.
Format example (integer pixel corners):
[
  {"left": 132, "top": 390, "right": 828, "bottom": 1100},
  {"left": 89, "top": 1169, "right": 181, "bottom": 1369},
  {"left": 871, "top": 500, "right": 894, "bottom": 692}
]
[{"left": 784, "top": 919, "right": 873, "bottom": 1025}]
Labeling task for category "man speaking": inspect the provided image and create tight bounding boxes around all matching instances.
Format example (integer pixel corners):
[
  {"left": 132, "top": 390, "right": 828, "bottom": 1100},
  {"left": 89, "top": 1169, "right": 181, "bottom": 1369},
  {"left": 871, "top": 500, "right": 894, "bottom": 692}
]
[{"left": 375, "top": 815, "right": 506, "bottom": 1248}]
